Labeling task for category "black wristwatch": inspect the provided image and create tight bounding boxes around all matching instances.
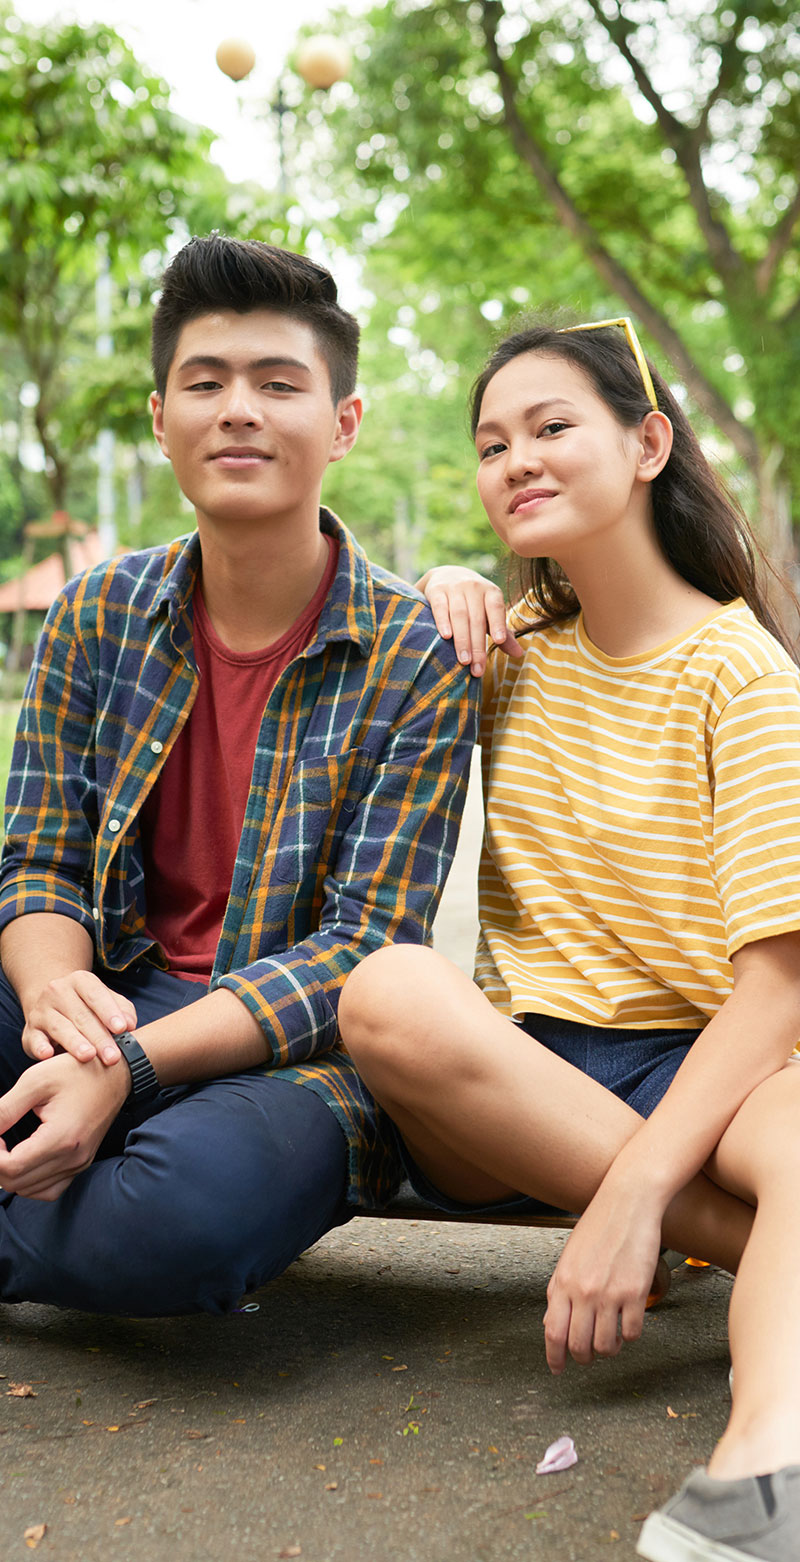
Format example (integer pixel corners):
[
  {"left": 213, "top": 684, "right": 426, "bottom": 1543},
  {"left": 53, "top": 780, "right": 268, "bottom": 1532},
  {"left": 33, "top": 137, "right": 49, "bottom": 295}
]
[{"left": 116, "top": 1030, "right": 160, "bottom": 1108}]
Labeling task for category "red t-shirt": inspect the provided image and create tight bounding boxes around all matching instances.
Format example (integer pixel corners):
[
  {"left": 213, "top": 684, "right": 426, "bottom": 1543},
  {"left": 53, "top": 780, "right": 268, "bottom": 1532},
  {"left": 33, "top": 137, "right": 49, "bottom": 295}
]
[{"left": 140, "top": 537, "right": 338, "bottom": 982}]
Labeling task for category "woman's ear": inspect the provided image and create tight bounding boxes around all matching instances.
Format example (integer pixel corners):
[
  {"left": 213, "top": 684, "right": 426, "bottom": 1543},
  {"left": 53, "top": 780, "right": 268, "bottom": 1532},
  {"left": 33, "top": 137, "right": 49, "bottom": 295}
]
[{"left": 637, "top": 410, "right": 673, "bottom": 483}]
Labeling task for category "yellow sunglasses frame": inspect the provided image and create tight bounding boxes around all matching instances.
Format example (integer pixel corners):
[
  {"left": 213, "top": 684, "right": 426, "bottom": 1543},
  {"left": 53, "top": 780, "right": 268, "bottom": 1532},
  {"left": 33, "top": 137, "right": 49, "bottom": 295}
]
[{"left": 559, "top": 316, "right": 658, "bottom": 411}]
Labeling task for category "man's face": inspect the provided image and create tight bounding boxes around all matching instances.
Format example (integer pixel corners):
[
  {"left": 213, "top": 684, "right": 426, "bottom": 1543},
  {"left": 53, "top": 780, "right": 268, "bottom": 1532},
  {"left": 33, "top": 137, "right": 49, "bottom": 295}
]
[{"left": 150, "top": 309, "right": 361, "bottom": 533}]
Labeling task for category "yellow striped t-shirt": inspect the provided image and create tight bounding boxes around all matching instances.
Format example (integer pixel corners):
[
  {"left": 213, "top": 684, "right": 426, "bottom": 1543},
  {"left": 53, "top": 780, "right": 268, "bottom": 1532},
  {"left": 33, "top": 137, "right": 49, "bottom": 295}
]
[{"left": 477, "top": 600, "right": 800, "bottom": 1028}]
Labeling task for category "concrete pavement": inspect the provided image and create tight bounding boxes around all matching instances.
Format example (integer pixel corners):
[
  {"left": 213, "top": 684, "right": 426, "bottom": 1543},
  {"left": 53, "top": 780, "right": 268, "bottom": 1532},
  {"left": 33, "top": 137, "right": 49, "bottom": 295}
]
[{"left": 0, "top": 755, "right": 734, "bottom": 1562}]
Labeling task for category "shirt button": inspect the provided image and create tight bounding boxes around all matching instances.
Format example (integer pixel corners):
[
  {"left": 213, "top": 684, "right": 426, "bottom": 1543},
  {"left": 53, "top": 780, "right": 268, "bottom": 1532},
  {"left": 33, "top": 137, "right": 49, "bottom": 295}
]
[
  {"left": 92, "top": 906, "right": 100, "bottom": 921},
  {"left": 150, "top": 740, "right": 163, "bottom": 754},
  {"left": 108, "top": 818, "right": 121, "bottom": 833}
]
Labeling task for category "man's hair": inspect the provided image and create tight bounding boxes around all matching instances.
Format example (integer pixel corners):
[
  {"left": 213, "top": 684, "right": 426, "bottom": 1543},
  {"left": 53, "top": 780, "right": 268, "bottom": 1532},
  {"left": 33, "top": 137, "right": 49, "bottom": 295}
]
[{"left": 151, "top": 234, "right": 359, "bottom": 404}]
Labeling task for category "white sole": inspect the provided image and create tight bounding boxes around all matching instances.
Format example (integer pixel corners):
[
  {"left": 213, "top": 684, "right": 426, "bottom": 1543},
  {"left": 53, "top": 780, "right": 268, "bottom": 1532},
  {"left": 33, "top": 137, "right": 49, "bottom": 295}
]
[{"left": 637, "top": 1511, "right": 753, "bottom": 1562}]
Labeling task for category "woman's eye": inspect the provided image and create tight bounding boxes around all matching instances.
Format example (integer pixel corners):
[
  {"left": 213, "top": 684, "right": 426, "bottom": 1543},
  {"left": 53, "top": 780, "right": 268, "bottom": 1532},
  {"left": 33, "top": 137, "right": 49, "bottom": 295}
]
[
  {"left": 541, "top": 420, "right": 570, "bottom": 436},
  {"left": 479, "top": 442, "right": 506, "bottom": 460}
]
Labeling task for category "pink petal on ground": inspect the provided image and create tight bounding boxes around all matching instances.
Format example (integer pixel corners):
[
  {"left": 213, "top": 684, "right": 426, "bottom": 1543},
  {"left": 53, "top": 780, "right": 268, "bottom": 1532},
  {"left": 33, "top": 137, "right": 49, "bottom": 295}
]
[{"left": 536, "top": 1435, "right": 578, "bottom": 1474}]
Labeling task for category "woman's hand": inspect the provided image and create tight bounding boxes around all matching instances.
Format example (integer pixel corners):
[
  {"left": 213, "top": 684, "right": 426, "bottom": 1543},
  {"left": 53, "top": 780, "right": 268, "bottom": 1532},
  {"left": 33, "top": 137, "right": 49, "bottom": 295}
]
[
  {"left": 416, "top": 566, "right": 523, "bottom": 676},
  {"left": 543, "top": 1180, "right": 663, "bottom": 1373}
]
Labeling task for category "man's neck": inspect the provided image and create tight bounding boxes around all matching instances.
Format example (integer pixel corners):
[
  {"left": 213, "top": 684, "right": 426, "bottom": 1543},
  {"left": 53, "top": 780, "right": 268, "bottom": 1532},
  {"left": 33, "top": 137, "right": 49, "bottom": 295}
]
[{"left": 196, "top": 514, "right": 331, "bottom": 654}]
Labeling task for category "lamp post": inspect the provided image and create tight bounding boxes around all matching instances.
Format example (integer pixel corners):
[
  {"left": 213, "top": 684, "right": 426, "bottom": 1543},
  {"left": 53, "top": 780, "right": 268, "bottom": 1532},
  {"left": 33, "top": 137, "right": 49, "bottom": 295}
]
[{"left": 215, "top": 32, "right": 351, "bottom": 193}]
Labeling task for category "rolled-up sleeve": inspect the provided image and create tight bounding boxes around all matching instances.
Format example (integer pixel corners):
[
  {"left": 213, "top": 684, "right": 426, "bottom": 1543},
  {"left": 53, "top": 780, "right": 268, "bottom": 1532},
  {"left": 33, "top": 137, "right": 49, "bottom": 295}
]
[{"left": 0, "top": 587, "right": 99, "bottom": 936}]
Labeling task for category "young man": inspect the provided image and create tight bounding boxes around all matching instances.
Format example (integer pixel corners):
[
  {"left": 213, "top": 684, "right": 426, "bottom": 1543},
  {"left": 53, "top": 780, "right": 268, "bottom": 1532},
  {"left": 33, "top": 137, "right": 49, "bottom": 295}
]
[{"left": 0, "top": 235, "right": 477, "bottom": 1316}]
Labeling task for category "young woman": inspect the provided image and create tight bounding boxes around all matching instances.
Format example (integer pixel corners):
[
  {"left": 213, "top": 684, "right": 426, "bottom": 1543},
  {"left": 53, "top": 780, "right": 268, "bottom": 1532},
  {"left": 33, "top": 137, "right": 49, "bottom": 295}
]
[{"left": 338, "top": 318, "right": 800, "bottom": 1562}]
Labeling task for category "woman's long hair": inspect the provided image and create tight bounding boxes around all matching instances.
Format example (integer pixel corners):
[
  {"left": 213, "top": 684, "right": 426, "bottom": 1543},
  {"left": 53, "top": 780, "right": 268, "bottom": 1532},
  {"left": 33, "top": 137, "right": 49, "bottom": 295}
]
[{"left": 469, "top": 322, "right": 795, "bottom": 654}]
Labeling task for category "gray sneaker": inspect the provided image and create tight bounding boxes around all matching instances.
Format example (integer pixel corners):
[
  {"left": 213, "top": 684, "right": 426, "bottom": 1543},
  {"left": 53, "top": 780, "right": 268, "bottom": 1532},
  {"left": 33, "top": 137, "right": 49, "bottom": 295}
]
[{"left": 636, "top": 1466, "right": 800, "bottom": 1561}]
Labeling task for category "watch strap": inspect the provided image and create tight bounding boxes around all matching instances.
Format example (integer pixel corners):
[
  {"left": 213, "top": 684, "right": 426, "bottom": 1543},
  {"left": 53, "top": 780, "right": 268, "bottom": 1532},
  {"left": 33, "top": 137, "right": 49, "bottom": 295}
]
[{"left": 116, "top": 1029, "right": 160, "bottom": 1107}]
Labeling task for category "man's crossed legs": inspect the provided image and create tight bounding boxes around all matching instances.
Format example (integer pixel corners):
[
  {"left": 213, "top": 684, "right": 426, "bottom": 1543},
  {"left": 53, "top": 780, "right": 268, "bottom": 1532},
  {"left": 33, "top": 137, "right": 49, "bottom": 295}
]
[{"left": 0, "top": 965, "right": 350, "bottom": 1316}]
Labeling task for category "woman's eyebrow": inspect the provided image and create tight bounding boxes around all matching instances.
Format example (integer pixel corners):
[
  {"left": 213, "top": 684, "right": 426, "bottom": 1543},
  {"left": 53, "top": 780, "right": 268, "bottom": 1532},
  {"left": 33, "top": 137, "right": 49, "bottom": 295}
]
[{"left": 475, "top": 397, "right": 576, "bottom": 438}]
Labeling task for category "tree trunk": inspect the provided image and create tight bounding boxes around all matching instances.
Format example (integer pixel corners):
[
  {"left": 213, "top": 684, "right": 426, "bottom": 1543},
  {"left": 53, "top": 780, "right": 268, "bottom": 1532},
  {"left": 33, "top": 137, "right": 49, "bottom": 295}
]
[{"left": 757, "top": 445, "right": 799, "bottom": 643}]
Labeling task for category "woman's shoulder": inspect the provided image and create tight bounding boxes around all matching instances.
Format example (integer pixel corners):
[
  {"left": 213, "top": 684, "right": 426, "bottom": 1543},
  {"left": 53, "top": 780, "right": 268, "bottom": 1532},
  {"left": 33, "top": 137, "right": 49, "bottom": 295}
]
[{"left": 697, "top": 600, "right": 799, "bottom": 687}]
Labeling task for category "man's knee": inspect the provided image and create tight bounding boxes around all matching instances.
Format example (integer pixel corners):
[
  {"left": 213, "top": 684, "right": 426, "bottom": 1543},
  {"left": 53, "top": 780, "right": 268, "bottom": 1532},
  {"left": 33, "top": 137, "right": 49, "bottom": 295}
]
[{"left": 116, "top": 1078, "right": 350, "bottom": 1308}]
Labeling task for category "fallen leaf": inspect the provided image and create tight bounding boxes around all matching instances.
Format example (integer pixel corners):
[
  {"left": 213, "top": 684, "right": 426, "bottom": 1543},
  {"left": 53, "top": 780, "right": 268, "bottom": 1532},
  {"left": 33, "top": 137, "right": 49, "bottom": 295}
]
[
  {"left": 610, "top": 1530, "right": 620, "bottom": 1541},
  {"left": 106, "top": 1426, "right": 120, "bottom": 1433},
  {"left": 114, "top": 1517, "right": 132, "bottom": 1527},
  {"left": 536, "top": 1435, "right": 578, "bottom": 1475},
  {"left": 7, "top": 1384, "right": 37, "bottom": 1398},
  {"left": 666, "top": 1406, "right": 678, "bottom": 1419},
  {"left": 313, "top": 1464, "right": 326, "bottom": 1472},
  {"left": 186, "top": 1431, "right": 210, "bottom": 1440},
  {"left": 135, "top": 1399, "right": 157, "bottom": 1409},
  {"left": 277, "top": 1548, "right": 302, "bottom": 1559},
  {"left": 369, "top": 1458, "right": 383, "bottom": 1466},
  {"left": 325, "top": 1482, "right": 338, "bottom": 1491},
  {"left": 333, "top": 1437, "right": 343, "bottom": 1447},
  {"left": 24, "top": 1524, "right": 46, "bottom": 1549},
  {"left": 390, "top": 1365, "right": 408, "bottom": 1372},
  {"left": 366, "top": 1492, "right": 383, "bottom": 1499}
]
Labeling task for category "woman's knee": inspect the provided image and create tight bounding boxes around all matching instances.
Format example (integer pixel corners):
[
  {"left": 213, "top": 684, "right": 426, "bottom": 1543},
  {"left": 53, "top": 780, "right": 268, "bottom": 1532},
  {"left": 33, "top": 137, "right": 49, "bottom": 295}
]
[
  {"left": 339, "top": 945, "right": 481, "bottom": 1096},
  {"left": 714, "top": 1061, "right": 800, "bottom": 1198}
]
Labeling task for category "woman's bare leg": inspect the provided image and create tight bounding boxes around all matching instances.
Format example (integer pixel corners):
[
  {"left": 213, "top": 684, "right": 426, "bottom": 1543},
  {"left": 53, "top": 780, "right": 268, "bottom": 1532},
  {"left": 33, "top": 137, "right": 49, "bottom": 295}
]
[
  {"left": 701, "top": 1061, "right": 800, "bottom": 1478},
  {"left": 339, "top": 945, "right": 752, "bottom": 1273}
]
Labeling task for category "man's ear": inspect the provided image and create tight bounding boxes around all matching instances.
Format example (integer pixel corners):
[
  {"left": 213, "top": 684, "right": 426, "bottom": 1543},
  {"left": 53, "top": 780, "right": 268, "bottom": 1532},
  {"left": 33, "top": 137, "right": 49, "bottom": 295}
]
[
  {"left": 636, "top": 410, "right": 673, "bottom": 484},
  {"left": 328, "top": 394, "right": 363, "bottom": 466},
  {"left": 150, "top": 390, "right": 170, "bottom": 459}
]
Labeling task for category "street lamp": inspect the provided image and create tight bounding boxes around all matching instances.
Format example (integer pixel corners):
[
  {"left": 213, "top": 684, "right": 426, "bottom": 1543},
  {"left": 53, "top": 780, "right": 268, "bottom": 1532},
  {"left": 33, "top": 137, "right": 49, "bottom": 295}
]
[
  {"left": 215, "top": 31, "right": 351, "bottom": 192},
  {"left": 215, "top": 38, "right": 256, "bottom": 83}
]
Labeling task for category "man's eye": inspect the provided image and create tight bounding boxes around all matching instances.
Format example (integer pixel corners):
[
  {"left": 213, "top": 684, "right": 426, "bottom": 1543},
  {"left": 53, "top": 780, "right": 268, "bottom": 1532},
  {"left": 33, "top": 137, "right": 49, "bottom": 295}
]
[
  {"left": 187, "top": 380, "right": 220, "bottom": 392},
  {"left": 264, "top": 380, "right": 299, "bottom": 393}
]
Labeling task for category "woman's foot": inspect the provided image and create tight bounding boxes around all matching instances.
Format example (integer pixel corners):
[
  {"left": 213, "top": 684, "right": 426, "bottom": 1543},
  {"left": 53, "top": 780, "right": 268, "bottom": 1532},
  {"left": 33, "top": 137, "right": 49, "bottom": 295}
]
[{"left": 636, "top": 1465, "right": 800, "bottom": 1560}]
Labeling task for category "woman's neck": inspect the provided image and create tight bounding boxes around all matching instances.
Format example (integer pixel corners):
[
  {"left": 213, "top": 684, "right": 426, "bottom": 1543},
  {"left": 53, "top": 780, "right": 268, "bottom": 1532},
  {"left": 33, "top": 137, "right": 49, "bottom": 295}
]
[{"left": 560, "top": 522, "right": 721, "bottom": 659}]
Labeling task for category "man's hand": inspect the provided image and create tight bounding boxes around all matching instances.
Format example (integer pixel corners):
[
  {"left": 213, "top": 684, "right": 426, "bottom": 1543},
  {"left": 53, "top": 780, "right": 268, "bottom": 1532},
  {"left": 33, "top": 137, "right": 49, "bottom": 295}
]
[
  {"left": 22, "top": 972, "right": 137, "bottom": 1067},
  {"left": 0, "top": 1053, "right": 130, "bottom": 1200},
  {"left": 543, "top": 1180, "right": 663, "bottom": 1374}
]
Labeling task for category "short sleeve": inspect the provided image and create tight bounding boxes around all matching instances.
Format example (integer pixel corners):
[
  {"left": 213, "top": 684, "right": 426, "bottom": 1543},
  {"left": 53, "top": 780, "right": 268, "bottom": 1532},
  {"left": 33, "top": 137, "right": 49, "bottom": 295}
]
[{"left": 711, "top": 670, "right": 800, "bottom": 956}]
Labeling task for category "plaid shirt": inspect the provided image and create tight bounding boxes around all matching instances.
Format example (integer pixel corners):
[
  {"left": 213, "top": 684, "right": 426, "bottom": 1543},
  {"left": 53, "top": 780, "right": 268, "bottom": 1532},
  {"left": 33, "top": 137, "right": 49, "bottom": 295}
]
[{"left": 0, "top": 511, "right": 478, "bottom": 1206}]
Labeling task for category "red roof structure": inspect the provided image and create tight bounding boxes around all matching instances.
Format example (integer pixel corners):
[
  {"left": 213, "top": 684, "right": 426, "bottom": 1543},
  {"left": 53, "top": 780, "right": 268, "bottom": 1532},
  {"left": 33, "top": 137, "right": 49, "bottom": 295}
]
[{"left": 0, "top": 530, "right": 107, "bottom": 613}]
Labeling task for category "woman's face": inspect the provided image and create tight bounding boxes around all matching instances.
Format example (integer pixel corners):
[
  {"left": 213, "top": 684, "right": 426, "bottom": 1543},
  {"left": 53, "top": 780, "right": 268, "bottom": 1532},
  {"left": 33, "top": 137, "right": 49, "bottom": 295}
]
[{"left": 474, "top": 351, "right": 648, "bottom": 563}]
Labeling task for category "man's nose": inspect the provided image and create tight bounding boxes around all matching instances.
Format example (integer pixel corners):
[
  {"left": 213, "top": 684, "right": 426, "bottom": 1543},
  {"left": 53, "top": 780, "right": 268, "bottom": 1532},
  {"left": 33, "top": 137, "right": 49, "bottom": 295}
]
[{"left": 218, "top": 382, "right": 262, "bottom": 427}]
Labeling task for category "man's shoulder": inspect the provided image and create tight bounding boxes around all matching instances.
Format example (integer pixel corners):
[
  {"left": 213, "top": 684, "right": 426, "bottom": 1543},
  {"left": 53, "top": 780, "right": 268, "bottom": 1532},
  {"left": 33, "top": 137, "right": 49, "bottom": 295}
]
[
  {"left": 59, "top": 534, "right": 195, "bottom": 619},
  {"left": 367, "top": 559, "right": 465, "bottom": 670}
]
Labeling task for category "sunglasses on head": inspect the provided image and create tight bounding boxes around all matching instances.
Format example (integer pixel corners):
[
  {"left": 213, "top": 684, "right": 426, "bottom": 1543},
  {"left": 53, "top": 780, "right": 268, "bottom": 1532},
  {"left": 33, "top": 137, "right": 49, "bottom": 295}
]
[{"left": 558, "top": 316, "right": 658, "bottom": 411}]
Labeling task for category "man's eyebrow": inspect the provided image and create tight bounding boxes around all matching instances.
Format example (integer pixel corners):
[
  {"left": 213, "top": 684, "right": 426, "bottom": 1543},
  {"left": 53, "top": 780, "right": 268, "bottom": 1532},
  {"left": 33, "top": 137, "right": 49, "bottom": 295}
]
[
  {"left": 475, "top": 397, "right": 576, "bottom": 438},
  {"left": 176, "top": 354, "right": 312, "bottom": 374}
]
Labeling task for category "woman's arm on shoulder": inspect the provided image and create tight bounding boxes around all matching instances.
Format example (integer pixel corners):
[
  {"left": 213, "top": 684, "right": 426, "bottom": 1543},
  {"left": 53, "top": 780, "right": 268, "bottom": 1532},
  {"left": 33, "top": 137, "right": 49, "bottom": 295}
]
[{"left": 416, "top": 566, "right": 523, "bottom": 676}]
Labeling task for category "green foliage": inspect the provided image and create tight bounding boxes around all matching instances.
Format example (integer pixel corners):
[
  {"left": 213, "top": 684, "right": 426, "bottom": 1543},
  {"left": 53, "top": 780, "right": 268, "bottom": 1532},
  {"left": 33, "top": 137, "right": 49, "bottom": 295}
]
[
  {"left": 293, "top": 0, "right": 800, "bottom": 546},
  {"left": 0, "top": 7, "right": 297, "bottom": 529}
]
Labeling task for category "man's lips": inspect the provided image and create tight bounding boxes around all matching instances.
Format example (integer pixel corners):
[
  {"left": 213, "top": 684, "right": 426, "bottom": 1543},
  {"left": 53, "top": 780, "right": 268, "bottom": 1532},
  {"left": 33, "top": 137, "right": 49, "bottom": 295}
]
[
  {"left": 509, "top": 488, "right": 556, "bottom": 514},
  {"left": 210, "top": 447, "right": 272, "bottom": 463}
]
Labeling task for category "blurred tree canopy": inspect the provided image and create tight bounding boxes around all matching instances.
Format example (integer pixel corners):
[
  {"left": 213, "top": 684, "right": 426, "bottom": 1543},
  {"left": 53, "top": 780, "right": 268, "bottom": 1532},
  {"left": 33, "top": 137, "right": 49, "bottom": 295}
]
[
  {"left": 0, "top": 6, "right": 299, "bottom": 547},
  {"left": 297, "top": 0, "right": 800, "bottom": 564}
]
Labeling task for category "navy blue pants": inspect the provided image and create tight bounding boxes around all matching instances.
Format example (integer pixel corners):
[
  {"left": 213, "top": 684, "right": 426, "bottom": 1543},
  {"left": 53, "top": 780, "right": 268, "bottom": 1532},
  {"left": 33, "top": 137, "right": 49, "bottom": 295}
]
[{"left": 0, "top": 965, "right": 350, "bottom": 1316}]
